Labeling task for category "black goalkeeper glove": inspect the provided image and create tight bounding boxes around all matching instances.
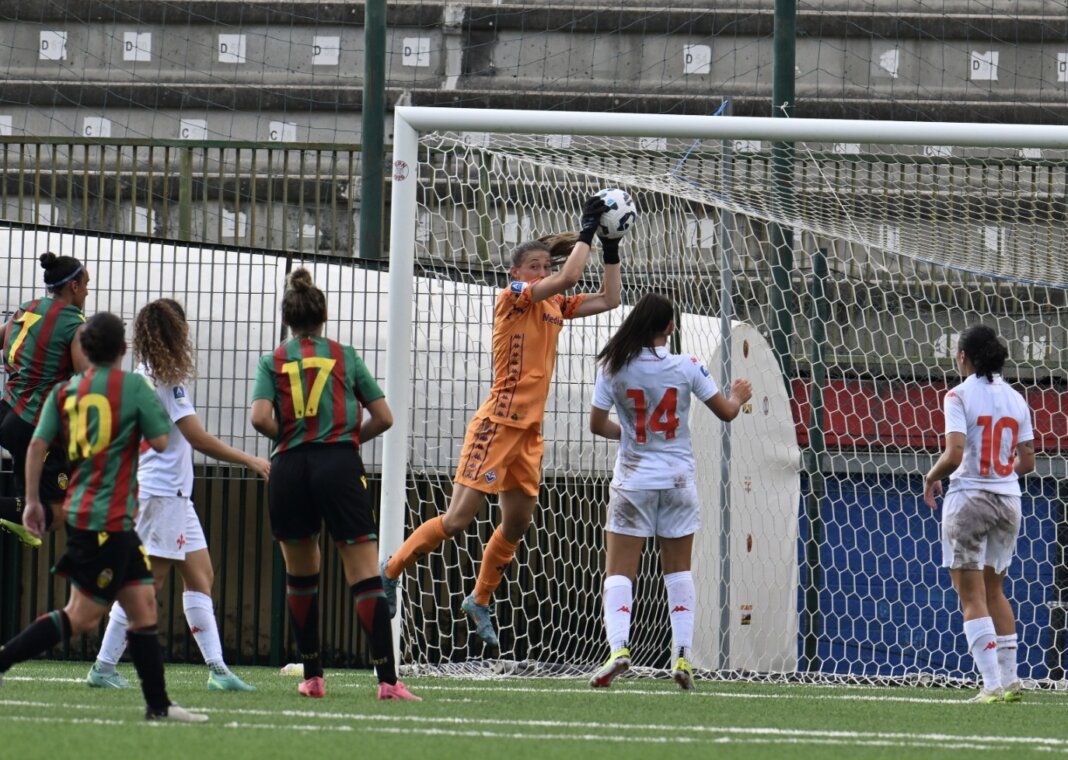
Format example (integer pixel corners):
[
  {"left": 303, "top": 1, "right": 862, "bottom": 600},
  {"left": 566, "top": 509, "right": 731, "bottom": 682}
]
[
  {"left": 599, "top": 236, "right": 620, "bottom": 265},
  {"left": 578, "top": 196, "right": 608, "bottom": 246}
]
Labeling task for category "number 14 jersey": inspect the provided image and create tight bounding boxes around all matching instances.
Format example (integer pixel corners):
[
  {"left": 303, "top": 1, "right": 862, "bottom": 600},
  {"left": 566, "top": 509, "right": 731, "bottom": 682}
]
[
  {"left": 592, "top": 346, "right": 719, "bottom": 491},
  {"left": 943, "top": 373, "right": 1034, "bottom": 496}
]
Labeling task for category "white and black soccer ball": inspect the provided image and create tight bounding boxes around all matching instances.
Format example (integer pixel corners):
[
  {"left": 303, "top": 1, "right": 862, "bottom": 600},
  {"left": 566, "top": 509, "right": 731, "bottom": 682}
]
[{"left": 595, "top": 188, "right": 637, "bottom": 240}]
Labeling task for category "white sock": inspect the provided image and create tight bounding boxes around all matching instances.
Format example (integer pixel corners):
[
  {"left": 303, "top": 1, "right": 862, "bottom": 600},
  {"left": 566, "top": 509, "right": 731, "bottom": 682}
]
[
  {"left": 183, "top": 591, "right": 225, "bottom": 670},
  {"left": 963, "top": 617, "right": 1001, "bottom": 691},
  {"left": 996, "top": 633, "right": 1018, "bottom": 686},
  {"left": 95, "top": 602, "right": 129, "bottom": 670},
  {"left": 603, "top": 575, "right": 633, "bottom": 652},
  {"left": 665, "top": 571, "right": 696, "bottom": 659}
]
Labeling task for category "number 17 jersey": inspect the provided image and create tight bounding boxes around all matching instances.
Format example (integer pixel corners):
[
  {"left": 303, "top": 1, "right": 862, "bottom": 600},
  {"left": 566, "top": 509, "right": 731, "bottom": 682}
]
[
  {"left": 252, "top": 336, "right": 384, "bottom": 456},
  {"left": 944, "top": 373, "right": 1033, "bottom": 496},
  {"left": 592, "top": 346, "right": 719, "bottom": 490}
]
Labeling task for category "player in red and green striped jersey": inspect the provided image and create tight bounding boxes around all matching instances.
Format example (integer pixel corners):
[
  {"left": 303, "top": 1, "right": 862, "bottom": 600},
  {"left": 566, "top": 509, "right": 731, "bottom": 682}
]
[
  {"left": 0, "top": 252, "right": 90, "bottom": 546},
  {"left": 250, "top": 267, "right": 419, "bottom": 702},
  {"left": 0, "top": 312, "right": 207, "bottom": 723}
]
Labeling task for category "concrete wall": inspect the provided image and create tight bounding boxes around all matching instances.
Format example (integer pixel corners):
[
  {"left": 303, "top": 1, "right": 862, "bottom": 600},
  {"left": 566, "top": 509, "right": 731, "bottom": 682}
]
[{"left": 0, "top": 0, "right": 1066, "bottom": 140}]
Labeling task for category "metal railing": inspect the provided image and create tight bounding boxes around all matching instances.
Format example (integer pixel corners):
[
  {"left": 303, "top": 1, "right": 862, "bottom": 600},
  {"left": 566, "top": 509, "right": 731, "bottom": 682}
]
[{"left": 0, "top": 137, "right": 367, "bottom": 257}]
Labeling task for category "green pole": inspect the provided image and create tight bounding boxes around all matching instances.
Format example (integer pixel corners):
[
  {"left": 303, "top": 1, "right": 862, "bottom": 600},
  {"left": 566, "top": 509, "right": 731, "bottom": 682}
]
[
  {"left": 769, "top": 0, "right": 796, "bottom": 377},
  {"left": 178, "top": 148, "right": 193, "bottom": 241},
  {"left": 803, "top": 246, "right": 828, "bottom": 672},
  {"left": 360, "top": 0, "right": 387, "bottom": 259}
]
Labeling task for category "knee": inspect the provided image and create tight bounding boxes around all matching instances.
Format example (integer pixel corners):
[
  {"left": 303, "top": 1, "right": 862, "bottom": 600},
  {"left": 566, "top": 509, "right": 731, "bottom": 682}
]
[
  {"left": 185, "top": 568, "right": 214, "bottom": 594},
  {"left": 64, "top": 607, "right": 103, "bottom": 635},
  {"left": 440, "top": 513, "right": 471, "bottom": 537},
  {"left": 127, "top": 606, "right": 158, "bottom": 629},
  {"left": 501, "top": 521, "right": 530, "bottom": 544}
]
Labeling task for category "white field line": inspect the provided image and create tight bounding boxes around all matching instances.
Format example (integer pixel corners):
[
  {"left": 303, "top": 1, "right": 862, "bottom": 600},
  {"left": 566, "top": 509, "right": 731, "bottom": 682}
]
[
  {"left": 337, "top": 681, "right": 1023, "bottom": 706},
  {"left": 11, "top": 671, "right": 994, "bottom": 705},
  {"left": 1, "top": 698, "right": 1065, "bottom": 752},
  {"left": 0, "top": 712, "right": 1062, "bottom": 752}
]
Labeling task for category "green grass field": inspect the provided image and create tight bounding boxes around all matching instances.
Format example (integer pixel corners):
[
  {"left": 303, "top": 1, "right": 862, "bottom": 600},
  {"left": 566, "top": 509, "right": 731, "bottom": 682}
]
[{"left": 1, "top": 661, "right": 1065, "bottom": 759}]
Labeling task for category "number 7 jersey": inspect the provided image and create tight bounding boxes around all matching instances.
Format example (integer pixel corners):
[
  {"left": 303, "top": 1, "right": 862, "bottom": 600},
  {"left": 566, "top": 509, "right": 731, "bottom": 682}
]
[
  {"left": 592, "top": 346, "right": 719, "bottom": 490},
  {"left": 943, "top": 373, "right": 1034, "bottom": 496}
]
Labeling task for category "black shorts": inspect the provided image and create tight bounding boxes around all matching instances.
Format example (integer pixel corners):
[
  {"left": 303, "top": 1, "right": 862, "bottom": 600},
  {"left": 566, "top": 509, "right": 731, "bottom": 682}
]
[
  {"left": 0, "top": 400, "right": 71, "bottom": 506},
  {"left": 54, "top": 527, "right": 153, "bottom": 605},
  {"left": 268, "top": 444, "right": 378, "bottom": 545}
]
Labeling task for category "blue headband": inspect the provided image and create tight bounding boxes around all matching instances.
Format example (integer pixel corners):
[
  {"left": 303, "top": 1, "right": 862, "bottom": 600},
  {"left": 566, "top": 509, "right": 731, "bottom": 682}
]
[{"left": 45, "top": 265, "right": 83, "bottom": 291}]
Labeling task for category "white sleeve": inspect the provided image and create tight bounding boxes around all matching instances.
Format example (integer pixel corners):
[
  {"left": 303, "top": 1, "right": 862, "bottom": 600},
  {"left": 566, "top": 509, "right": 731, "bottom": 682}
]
[
  {"left": 158, "top": 383, "right": 197, "bottom": 424},
  {"left": 943, "top": 389, "right": 966, "bottom": 435},
  {"left": 1017, "top": 395, "right": 1035, "bottom": 444},
  {"left": 591, "top": 368, "right": 615, "bottom": 411},
  {"left": 689, "top": 356, "right": 719, "bottom": 402}
]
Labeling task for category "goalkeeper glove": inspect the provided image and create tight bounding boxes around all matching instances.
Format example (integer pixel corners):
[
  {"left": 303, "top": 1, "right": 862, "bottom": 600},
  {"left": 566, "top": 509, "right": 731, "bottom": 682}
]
[
  {"left": 599, "top": 236, "right": 620, "bottom": 265},
  {"left": 578, "top": 196, "right": 608, "bottom": 246}
]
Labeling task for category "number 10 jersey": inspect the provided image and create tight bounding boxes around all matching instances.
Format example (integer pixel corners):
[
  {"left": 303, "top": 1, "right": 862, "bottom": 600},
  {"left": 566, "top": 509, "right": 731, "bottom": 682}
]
[{"left": 943, "top": 373, "right": 1034, "bottom": 496}]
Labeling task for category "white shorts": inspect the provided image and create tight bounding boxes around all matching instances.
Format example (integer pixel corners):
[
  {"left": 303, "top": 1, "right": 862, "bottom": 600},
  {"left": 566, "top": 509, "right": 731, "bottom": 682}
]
[
  {"left": 941, "top": 490, "right": 1021, "bottom": 573},
  {"left": 135, "top": 496, "right": 208, "bottom": 560},
  {"left": 606, "top": 484, "right": 701, "bottom": 539}
]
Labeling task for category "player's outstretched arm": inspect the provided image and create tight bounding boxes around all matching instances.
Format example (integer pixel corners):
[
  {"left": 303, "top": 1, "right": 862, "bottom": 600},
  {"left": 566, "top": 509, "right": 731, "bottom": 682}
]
[
  {"left": 529, "top": 196, "right": 607, "bottom": 303},
  {"left": 176, "top": 414, "right": 270, "bottom": 479},
  {"left": 705, "top": 378, "right": 753, "bottom": 422},
  {"left": 572, "top": 236, "right": 622, "bottom": 318}
]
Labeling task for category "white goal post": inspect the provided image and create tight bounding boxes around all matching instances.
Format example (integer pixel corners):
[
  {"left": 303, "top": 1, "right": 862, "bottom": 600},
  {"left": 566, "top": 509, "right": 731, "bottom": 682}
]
[{"left": 381, "top": 106, "right": 1068, "bottom": 682}]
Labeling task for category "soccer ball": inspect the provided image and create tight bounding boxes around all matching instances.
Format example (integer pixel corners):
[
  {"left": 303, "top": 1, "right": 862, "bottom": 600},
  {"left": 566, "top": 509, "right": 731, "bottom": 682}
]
[{"left": 595, "top": 188, "right": 637, "bottom": 239}]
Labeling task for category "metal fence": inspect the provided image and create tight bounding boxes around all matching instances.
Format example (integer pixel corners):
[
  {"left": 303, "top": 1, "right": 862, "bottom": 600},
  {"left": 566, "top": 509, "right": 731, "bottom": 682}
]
[{"left": 0, "top": 137, "right": 364, "bottom": 256}]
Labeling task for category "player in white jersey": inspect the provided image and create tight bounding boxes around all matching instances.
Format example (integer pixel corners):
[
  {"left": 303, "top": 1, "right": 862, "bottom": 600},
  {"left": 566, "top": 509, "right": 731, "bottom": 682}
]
[
  {"left": 586, "top": 293, "right": 752, "bottom": 690},
  {"left": 923, "top": 324, "right": 1035, "bottom": 704},
  {"left": 87, "top": 299, "right": 270, "bottom": 692}
]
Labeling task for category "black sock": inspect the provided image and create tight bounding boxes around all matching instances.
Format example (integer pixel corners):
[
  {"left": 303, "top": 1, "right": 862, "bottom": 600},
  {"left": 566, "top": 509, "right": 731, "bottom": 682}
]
[
  {"left": 352, "top": 576, "right": 396, "bottom": 685},
  {"left": 286, "top": 573, "right": 322, "bottom": 679},
  {"left": 0, "top": 496, "right": 22, "bottom": 522},
  {"left": 0, "top": 610, "right": 70, "bottom": 671},
  {"left": 127, "top": 627, "right": 170, "bottom": 713}
]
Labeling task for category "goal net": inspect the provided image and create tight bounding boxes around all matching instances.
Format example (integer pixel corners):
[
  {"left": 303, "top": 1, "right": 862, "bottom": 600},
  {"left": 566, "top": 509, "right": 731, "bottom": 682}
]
[{"left": 382, "top": 109, "right": 1068, "bottom": 685}]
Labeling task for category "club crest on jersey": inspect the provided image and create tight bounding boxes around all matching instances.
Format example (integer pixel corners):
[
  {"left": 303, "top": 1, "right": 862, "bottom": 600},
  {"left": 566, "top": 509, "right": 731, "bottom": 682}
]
[
  {"left": 484, "top": 470, "right": 498, "bottom": 483},
  {"left": 96, "top": 568, "right": 113, "bottom": 589},
  {"left": 57, "top": 472, "right": 69, "bottom": 490}
]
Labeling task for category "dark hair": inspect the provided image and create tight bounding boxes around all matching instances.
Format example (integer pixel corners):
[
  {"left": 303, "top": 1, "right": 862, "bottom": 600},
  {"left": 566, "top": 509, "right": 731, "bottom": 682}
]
[
  {"left": 597, "top": 292, "right": 675, "bottom": 375},
  {"left": 134, "top": 299, "right": 195, "bottom": 385},
  {"left": 79, "top": 312, "right": 125, "bottom": 364},
  {"left": 159, "top": 297, "right": 186, "bottom": 321},
  {"left": 958, "top": 324, "right": 1008, "bottom": 382},
  {"left": 39, "top": 252, "right": 84, "bottom": 293},
  {"left": 282, "top": 267, "right": 327, "bottom": 334}
]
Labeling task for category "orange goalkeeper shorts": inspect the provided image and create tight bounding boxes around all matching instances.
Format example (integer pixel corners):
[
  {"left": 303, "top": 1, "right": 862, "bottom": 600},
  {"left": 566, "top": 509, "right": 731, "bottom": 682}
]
[{"left": 454, "top": 416, "right": 543, "bottom": 497}]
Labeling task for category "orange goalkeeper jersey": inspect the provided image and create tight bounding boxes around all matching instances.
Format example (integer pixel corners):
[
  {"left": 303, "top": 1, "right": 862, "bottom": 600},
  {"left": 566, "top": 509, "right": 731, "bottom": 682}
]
[{"left": 473, "top": 280, "right": 586, "bottom": 428}]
